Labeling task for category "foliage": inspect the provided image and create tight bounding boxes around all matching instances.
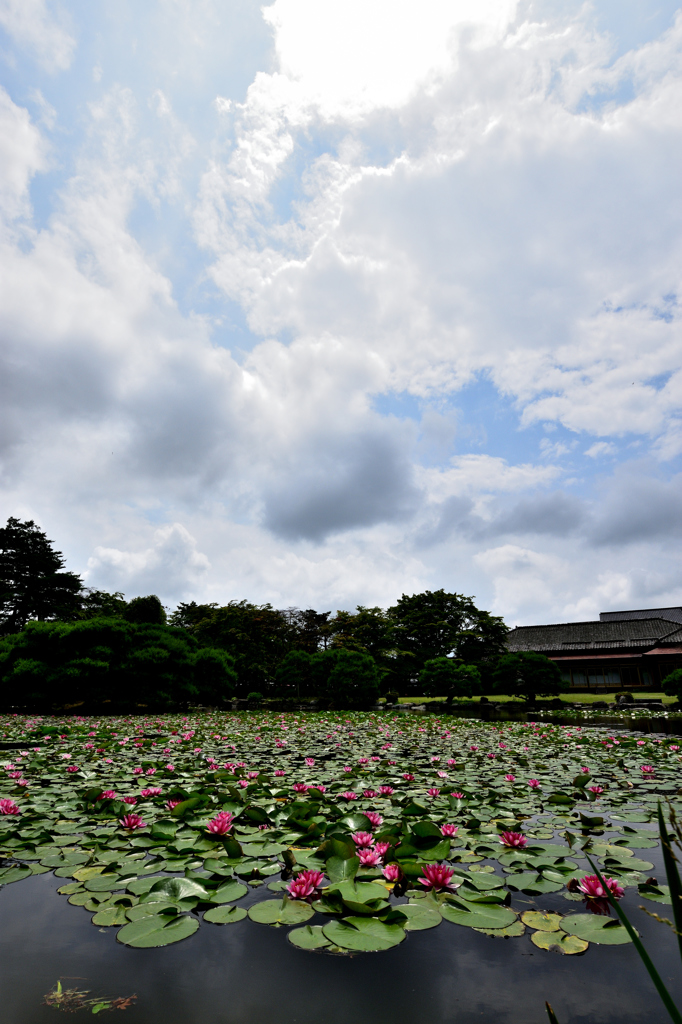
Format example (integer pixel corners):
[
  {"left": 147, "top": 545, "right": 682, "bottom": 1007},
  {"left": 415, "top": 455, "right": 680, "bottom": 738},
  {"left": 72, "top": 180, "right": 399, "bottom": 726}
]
[
  {"left": 419, "top": 658, "right": 482, "bottom": 701},
  {"left": 274, "top": 649, "right": 315, "bottom": 700},
  {"left": 0, "top": 518, "right": 83, "bottom": 633},
  {"left": 662, "top": 668, "right": 682, "bottom": 703},
  {"left": 324, "top": 648, "right": 380, "bottom": 708},
  {"left": 123, "top": 595, "right": 167, "bottom": 626},
  {"left": 0, "top": 707, "right": 680, "bottom": 965},
  {"left": 388, "top": 590, "right": 508, "bottom": 692},
  {"left": 0, "top": 619, "right": 236, "bottom": 709},
  {"left": 491, "top": 652, "right": 562, "bottom": 701}
]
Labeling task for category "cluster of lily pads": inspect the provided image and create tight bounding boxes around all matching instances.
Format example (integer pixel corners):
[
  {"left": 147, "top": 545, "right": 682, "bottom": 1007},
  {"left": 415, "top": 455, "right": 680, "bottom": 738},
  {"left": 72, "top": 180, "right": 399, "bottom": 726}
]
[{"left": 1, "top": 710, "right": 680, "bottom": 954}]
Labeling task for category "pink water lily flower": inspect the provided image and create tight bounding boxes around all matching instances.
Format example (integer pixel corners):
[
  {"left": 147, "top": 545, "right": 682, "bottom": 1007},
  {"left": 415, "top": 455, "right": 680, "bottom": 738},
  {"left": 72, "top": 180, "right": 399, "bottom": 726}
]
[
  {"left": 287, "top": 869, "right": 325, "bottom": 899},
  {"left": 588, "top": 785, "right": 604, "bottom": 795},
  {"left": 363, "top": 789, "right": 378, "bottom": 798},
  {"left": 0, "top": 799, "right": 20, "bottom": 815},
  {"left": 577, "top": 874, "right": 624, "bottom": 900},
  {"left": 341, "top": 791, "right": 358, "bottom": 801},
  {"left": 427, "top": 787, "right": 440, "bottom": 798},
  {"left": 122, "top": 796, "right": 138, "bottom": 805},
  {"left": 418, "top": 863, "right": 460, "bottom": 892},
  {"left": 374, "top": 841, "right": 390, "bottom": 857},
  {"left": 97, "top": 790, "right": 117, "bottom": 800},
  {"left": 166, "top": 798, "right": 183, "bottom": 811},
  {"left": 451, "top": 792, "right": 464, "bottom": 799},
  {"left": 383, "top": 863, "right": 403, "bottom": 883},
  {"left": 364, "top": 811, "right": 383, "bottom": 828},
  {"left": 440, "top": 824, "right": 458, "bottom": 837},
  {"left": 119, "top": 813, "right": 146, "bottom": 830},
  {"left": 640, "top": 765, "right": 655, "bottom": 775},
  {"left": 351, "top": 831, "right": 374, "bottom": 848},
  {"left": 402, "top": 774, "right": 415, "bottom": 782},
  {"left": 357, "top": 848, "right": 383, "bottom": 866},
  {"left": 527, "top": 779, "right": 541, "bottom": 789},
  {"left": 305, "top": 758, "right": 315, "bottom": 767},
  {"left": 504, "top": 774, "right": 516, "bottom": 782},
  {"left": 378, "top": 786, "right": 394, "bottom": 796},
  {"left": 66, "top": 765, "right": 79, "bottom": 773},
  {"left": 500, "top": 831, "right": 527, "bottom": 848},
  {"left": 274, "top": 770, "right": 286, "bottom": 776},
  {"left": 207, "top": 812, "right": 235, "bottom": 835},
  {"left": 140, "top": 787, "right": 162, "bottom": 797},
  {"left": 292, "top": 782, "right": 309, "bottom": 793}
]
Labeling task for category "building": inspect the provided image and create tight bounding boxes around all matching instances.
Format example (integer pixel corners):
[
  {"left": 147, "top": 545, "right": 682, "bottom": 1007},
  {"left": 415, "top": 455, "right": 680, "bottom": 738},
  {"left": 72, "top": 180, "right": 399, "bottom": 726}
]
[{"left": 506, "top": 607, "right": 682, "bottom": 692}]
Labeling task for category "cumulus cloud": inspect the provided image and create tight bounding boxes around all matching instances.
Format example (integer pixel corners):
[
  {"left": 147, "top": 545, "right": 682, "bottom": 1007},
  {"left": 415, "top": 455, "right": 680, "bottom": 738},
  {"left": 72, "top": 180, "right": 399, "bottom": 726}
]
[
  {"left": 0, "top": 2, "right": 681, "bottom": 622},
  {"left": 0, "top": 0, "right": 75, "bottom": 72}
]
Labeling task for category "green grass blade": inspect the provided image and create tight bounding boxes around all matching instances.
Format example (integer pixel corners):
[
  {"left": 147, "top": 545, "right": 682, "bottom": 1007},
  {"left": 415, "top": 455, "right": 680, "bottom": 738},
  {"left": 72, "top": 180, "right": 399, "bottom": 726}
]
[
  {"left": 658, "top": 802, "right": 682, "bottom": 961},
  {"left": 545, "top": 1001, "right": 561, "bottom": 1024},
  {"left": 586, "top": 856, "right": 682, "bottom": 1024}
]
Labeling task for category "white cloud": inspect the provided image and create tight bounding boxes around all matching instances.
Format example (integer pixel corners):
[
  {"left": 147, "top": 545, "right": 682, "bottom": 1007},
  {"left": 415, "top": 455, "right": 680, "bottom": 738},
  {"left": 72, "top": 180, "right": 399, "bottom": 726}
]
[
  {"left": 0, "top": 0, "right": 75, "bottom": 72},
  {"left": 0, "top": 87, "right": 46, "bottom": 219},
  {"left": 585, "top": 441, "right": 617, "bottom": 458}
]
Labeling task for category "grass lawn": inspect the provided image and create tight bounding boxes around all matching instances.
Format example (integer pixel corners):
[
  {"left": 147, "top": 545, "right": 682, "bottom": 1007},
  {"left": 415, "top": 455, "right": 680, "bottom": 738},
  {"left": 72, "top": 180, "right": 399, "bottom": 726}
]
[{"left": 396, "top": 692, "right": 677, "bottom": 705}]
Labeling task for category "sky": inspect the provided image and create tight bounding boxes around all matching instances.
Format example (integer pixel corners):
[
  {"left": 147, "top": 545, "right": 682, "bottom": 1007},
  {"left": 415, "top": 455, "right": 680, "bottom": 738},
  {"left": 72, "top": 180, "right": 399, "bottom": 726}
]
[{"left": 0, "top": 0, "right": 681, "bottom": 626}]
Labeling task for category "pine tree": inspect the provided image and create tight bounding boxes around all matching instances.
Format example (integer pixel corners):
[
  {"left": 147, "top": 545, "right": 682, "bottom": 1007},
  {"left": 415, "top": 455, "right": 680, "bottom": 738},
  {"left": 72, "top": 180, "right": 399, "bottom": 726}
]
[{"left": 0, "top": 518, "right": 83, "bottom": 633}]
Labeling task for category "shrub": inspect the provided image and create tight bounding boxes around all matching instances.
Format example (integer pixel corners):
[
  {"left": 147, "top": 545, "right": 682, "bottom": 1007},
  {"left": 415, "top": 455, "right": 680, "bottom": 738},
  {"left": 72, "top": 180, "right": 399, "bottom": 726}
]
[
  {"left": 662, "top": 668, "right": 682, "bottom": 703},
  {"left": 491, "top": 652, "right": 562, "bottom": 702},
  {"left": 317, "top": 649, "right": 380, "bottom": 709},
  {"left": 123, "top": 595, "right": 167, "bottom": 625},
  {"left": 419, "top": 658, "right": 481, "bottom": 702},
  {"left": 246, "top": 691, "right": 264, "bottom": 701}
]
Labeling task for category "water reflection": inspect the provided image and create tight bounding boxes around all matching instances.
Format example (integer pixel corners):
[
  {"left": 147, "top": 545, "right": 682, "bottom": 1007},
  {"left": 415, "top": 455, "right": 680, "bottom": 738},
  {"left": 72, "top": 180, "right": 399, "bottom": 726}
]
[{"left": 1, "top": 845, "right": 681, "bottom": 1024}]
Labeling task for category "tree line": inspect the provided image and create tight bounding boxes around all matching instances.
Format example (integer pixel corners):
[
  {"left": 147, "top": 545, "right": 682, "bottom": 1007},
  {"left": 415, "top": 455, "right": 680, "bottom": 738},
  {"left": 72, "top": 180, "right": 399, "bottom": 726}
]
[{"left": 0, "top": 517, "right": 568, "bottom": 710}]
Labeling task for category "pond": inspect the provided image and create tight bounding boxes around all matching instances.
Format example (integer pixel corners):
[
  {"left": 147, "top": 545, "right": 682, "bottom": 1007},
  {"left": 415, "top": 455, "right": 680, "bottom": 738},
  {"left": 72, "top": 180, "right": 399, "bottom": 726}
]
[{"left": 1, "top": 710, "right": 681, "bottom": 1024}]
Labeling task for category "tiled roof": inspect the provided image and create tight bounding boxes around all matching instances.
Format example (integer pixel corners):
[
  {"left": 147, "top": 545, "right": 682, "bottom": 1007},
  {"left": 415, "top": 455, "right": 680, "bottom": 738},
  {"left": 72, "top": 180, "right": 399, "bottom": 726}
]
[
  {"left": 507, "top": 617, "right": 680, "bottom": 653},
  {"left": 600, "top": 607, "right": 682, "bottom": 624}
]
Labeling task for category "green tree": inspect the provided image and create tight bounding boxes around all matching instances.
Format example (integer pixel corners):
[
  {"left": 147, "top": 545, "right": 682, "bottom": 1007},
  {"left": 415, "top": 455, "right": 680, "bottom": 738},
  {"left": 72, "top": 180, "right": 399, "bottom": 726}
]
[
  {"left": 662, "top": 668, "right": 682, "bottom": 703},
  {"left": 0, "top": 618, "right": 236, "bottom": 710},
  {"left": 311, "top": 648, "right": 380, "bottom": 708},
  {"left": 388, "top": 589, "right": 508, "bottom": 693},
  {"left": 273, "top": 649, "right": 314, "bottom": 699},
  {"left": 491, "top": 651, "right": 562, "bottom": 702},
  {"left": 123, "top": 594, "right": 167, "bottom": 625},
  {"left": 419, "top": 658, "right": 482, "bottom": 703},
  {"left": 0, "top": 518, "right": 83, "bottom": 632},
  {"left": 188, "top": 601, "right": 295, "bottom": 695},
  {"left": 76, "top": 589, "right": 128, "bottom": 620}
]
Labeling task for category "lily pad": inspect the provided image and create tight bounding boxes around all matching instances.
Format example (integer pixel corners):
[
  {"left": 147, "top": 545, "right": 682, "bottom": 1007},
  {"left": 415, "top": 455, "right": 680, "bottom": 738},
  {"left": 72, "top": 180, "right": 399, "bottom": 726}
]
[
  {"left": 505, "top": 872, "right": 564, "bottom": 894},
  {"left": 440, "top": 899, "right": 517, "bottom": 930},
  {"left": 210, "top": 881, "right": 248, "bottom": 903},
  {"left": 531, "top": 930, "right": 588, "bottom": 954},
  {"left": 638, "top": 883, "right": 672, "bottom": 904},
  {"left": 560, "top": 914, "right": 633, "bottom": 944},
  {"left": 288, "top": 924, "right": 332, "bottom": 949},
  {"left": 203, "top": 905, "right": 247, "bottom": 924},
  {"left": 474, "top": 920, "right": 526, "bottom": 938},
  {"left": 247, "top": 898, "right": 314, "bottom": 926},
  {"left": 521, "top": 911, "right": 562, "bottom": 931},
  {"left": 322, "top": 917, "right": 406, "bottom": 951},
  {"left": 116, "top": 913, "right": 199, "bottom": 947},
  {"left": 92, "top": 904, "right": 129, "bottom": 926},
  {"left": 400, "top": 903, "right": 442, "bottom": 930}
]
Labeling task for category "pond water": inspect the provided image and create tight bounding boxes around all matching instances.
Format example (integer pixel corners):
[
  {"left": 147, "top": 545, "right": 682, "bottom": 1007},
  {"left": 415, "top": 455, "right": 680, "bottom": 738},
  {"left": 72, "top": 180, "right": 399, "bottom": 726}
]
[
  {"left": 1, "top": 845, "right": 681, "bottom": 1024},
  {"left": 1, "top": 710, "right": 681, "bottom": 1024}
]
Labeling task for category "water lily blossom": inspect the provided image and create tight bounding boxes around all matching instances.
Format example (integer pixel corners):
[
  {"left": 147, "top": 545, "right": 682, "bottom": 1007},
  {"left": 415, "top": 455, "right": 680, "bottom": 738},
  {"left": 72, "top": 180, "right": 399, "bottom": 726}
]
[
  {"left": 577, "top": 874, "right": 624, "bottom": 900},
  {"left": 418, "top": 863, "right": 460, "bottom": 892},
  {"left": 357, "top": 848, "right": 383, "bottom": 866},
  {"left": 500, "top": 831, "right": 527, "bottom": 848},
  {"left": 287, "top": 869, "right": 325, "bottom": 899},
  {"left": 0, "top": 799, "right": 20, "bottom": 815},
  {"left": 383, "top": 863, "right": 403, "bottom": 883},
  {"left": 119, "top": 813, "right": 146, "bottom": 830},
  {"left": 351, "top": 831, "right": 374, "bottom": 848},
  {"left": 207, "top": 812, "right": 235, "bottom": 835},
  {"left": 527, "top": 778, "right": 541, "bottom": 789},
  {"left": 440, "top": 824, "right": 458, "bottom": 837}
]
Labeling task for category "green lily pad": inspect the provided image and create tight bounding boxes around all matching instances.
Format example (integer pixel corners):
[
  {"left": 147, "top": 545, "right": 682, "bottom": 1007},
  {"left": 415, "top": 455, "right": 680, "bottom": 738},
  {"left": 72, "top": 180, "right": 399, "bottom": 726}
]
[
  {"left": 521, "top": 911, "right": 562, "bottom": 931},
  {"left": 92, "top": 904, "right": 129, "bottom": 926},
  {"left": 209, "top": 881, "right": 248, "bottom": 903},
  {"left": 400, "top": 903, "right": 442, "bottom": 930},
  {"left": 505, "top": 872, "right": 564, "bottom": 894},
  {"left": 84, "top": 874, "right": 123, "bottom": 891},
  {"left": 474, "top": 920, "right": 526, "bottom": 938},
  {"left": 560, "top": 914, "right": 633, "bottom": 944},
  {"left": 247, "top": 898, "right": 315, "bottom": 926},
  {"left": 322, "top": 917, "right": 406, "bottom": 951},
  {"left": 127, "top": 875, "right": 167, "bottom": 895},
  {"left": 288, "top": 924, "right": 332, "bottom": 949},
  {"left": 116, "top": 913, "right": 199, "bottom": 947},
  {"left": 203, "top": 905, "right": 247, "bottom": 924},
  {"left": 441, "top": 899, "right": 517, "bottom": 930},
  {"left": 638, "top": 883, "right": 672, "bottom": 904},
  {"left": 148, "top": 877, "right": 210, "bottom": 901},
  {"left": 0, "top": 864, "right": 32, "bottom": 885},
  {"left": 126, "top": 902, "right": 179, "bottom": 921},
  {"left": 531, "top": 930, "right": 588, "bottom": 954}
]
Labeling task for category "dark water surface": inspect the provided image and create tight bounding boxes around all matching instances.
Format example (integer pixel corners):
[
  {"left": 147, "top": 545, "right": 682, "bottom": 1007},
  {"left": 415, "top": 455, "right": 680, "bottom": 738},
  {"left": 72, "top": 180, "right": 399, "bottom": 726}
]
[{"left": 1, "top": 844, "right": 681, "bottom": 1024}]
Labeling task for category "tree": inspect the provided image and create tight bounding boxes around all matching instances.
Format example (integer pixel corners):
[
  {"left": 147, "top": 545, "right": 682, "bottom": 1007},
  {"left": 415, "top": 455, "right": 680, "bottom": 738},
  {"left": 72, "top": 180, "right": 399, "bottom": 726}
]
[
  {"left": 273, "top": 649, "right": 314, "bottom": 699},
  {"left": 388, "top": 590, "right": 508, "bottom": 693},
  {"left": 0, "top": 518, "right": 83, "bottom": 633},
  {"left": 491, "top": 652, "right": 562, "bottom": 702},
  {"left": 419, "top": 658, "right": 482, "bottom": 702},
  {"left": 311, "top": 648, "right": 380, "bottom": 708},
  {"left": 662, "top": 668, "right": 682, "bottom": 704},
  {"left": 75, "top": 589, "right": 128, "bottom": 620},
  {"left": 0, "top": 618, "right": 236, "bottom": 710},
  {"left": 123, "top": 594, "right": 167, "bottom": 625}
]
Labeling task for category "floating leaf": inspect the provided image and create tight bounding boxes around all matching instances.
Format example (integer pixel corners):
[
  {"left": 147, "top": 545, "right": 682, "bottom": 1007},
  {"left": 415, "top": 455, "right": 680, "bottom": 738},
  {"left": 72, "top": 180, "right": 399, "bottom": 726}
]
[
  {"left": 531, "top": 930, "right": 588, "bottom": 954},
  {"left": 638, "top": 883, "right": 672, "bottom": 904},
  {"left": 560, "top": 914, "right": 634, "bottom": 945},
  {"left": 400, "top": 903, "right": 442, "bottom": 930},
  {"left": 116, "top": 914, "right": 199, "bottom": 947},
  {"left": 322, "top": 917, "right": 406, "bottom": 951},
  {"left": 288, "top": 924, "right": 332, "bottom": 949},
  {"left": 248, "top": 898, "right": 314, "bottom": 926},
  {"left": 204, "top": 905, "right": 247, "bottom": 925},
  {"left": 521, "top": 911, "right": 562, "bottom": 932},
  {"left": 209, "top": 881, "right": 248, "bottom": 903},
  {"left": 474, "top": 920, "right": 526, "bottom": 938}
]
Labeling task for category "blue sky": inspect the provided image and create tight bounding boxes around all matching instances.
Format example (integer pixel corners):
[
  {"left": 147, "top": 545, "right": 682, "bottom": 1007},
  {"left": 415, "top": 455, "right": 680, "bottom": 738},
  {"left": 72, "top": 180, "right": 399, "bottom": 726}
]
[{"left": 1, "top": 0, "right": 681, "bottom": 625}]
